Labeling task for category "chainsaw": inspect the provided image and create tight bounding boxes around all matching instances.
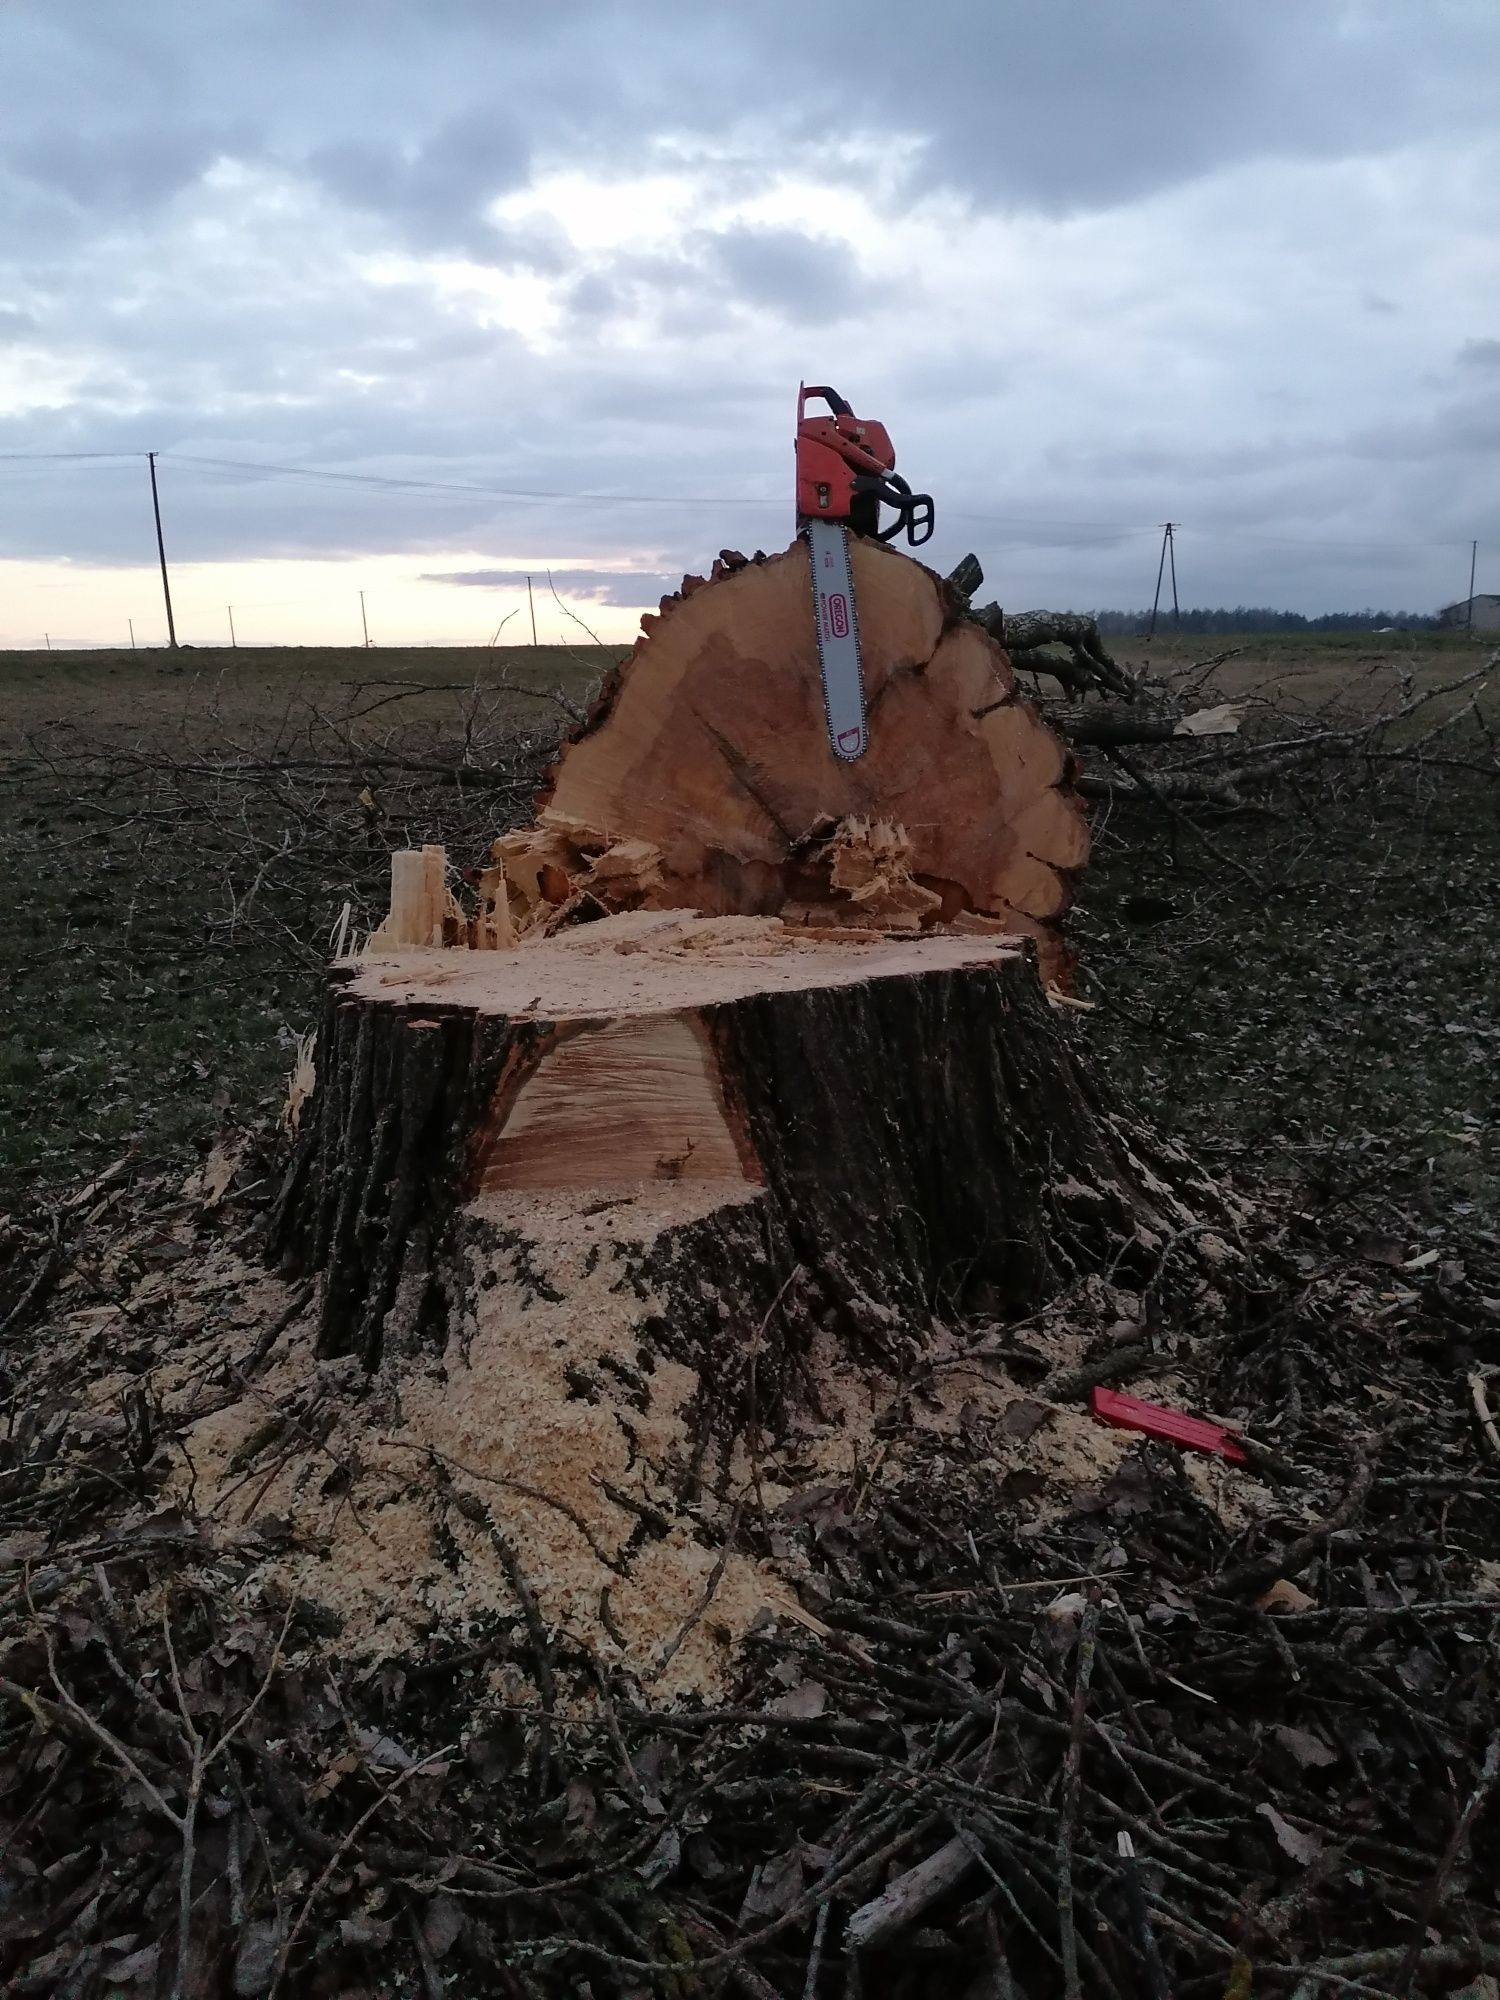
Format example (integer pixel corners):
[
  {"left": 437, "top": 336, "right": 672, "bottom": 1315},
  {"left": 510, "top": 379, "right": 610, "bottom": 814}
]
[{"left": 795, "top": 384, "right": 935, "bottom": 762}]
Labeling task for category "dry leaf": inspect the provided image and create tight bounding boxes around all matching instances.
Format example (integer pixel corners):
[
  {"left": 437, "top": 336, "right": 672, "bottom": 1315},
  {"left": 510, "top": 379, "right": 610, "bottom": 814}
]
[
  {"left": 1272, "top": 1724, "right": 1338, "bottom": 1770},
  {"left": 564, "top": 1776, "right": 597, "bottom": 1834},
  {"left": 355, "top": 1726, "right": 415, "bottom": 1770},
  {"left": 194, "top": 1134, "right": 246, "bottom": 1209},
  {"left": 1256, "top": 1802, "right": 1324, "bottom": 1867},
  {"left": 421, "top": 1895, "right": 464, "bottom": 1960},
  {"left": 996, "top": 1397, "right": 1054, "bottom": 1446},
  {"left": 1355, "top": 1232, "right": 1406, "bottom": 1267},
  {"left": 769, "top": 1679, "right": 828, "bottom": 1720},
  {"left": 104, "top": 1945, "right": 161, "bottom": 1985},
  {"left": 636, "top": 1825, "right": 682, "bottom": 1889},
  {"left": 0, "top": 1531, "right": 48, "bottom": 1566},
  {"left": 1256, "top": 1578, "right": 1316, "bottom": 1615},
  {"left": 739, "top": 1847, "right": 805, "bottom": 1922},
  {"left": 339, "top": 1917, "right": 393, "bottom": 1949},
  {"left": 232, "top": 1919, "right": 283, "bottom": 1997}
]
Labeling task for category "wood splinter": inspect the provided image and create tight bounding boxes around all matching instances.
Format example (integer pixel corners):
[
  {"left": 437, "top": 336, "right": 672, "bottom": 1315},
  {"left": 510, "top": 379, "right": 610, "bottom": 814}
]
[{"left": 369, "top": 843, "right": 515, "bottom": 954}]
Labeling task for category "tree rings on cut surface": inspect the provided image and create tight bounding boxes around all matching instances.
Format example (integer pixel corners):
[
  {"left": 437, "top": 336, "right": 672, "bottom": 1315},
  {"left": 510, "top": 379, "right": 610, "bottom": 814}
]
[{"left": 498, "top": 540, "right": 1088, "bottom": 984}]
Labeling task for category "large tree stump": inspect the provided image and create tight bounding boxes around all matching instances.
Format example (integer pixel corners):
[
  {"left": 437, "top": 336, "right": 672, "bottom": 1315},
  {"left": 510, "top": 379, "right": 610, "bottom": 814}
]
[
  {"left": 271, "top": 911, "right": 1220, "bottom": 1407},
  {"left": 492, "top": 540, "right": 1090, "bottom": 984}
]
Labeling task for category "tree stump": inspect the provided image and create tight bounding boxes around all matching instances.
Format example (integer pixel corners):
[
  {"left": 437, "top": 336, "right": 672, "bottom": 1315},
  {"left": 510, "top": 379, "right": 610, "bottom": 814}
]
[
  {"left": 271, "top": 911, "right": 1220, "bottom": 1418},
  {"left": 493, "top": 540, "right": 1090, "bottom": 984}
]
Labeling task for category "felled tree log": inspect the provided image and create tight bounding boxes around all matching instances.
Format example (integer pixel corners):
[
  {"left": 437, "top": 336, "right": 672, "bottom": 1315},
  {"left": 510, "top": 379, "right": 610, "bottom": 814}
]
[
  {"left": 1053, "top": 701, "right": 1243, "bottom": 747},
  {"left": 972, "top": 606, "right": 1138, "bottom": 701},
  {"left": 498, "top": 541, "right": 1089, "bottom": 985},
  {"left": 270, "top": 911, "right": 1223, "bottom": 1388}
]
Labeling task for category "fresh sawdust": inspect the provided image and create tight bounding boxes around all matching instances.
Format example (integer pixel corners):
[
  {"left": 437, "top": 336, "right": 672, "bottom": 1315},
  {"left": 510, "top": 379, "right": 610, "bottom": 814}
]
[
  {"left": 167, "top": 1183, "right": 804, "bottom": 1701},
  {"left": 51, "top": 1158, "right": 1259, "bottom": 1706}
]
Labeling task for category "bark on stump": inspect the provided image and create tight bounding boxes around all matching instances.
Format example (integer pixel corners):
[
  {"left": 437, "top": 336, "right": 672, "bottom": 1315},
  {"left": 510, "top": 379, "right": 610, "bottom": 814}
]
[
  {"left": 270, "top": 913, "right": 1220, "bottom": 1434},
  {"left": 494, "top": 540, "right": 1090, "bottom": 985}
]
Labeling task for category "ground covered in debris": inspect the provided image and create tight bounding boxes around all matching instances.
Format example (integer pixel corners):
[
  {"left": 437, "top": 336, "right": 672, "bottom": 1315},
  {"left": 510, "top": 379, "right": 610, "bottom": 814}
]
[
  {"left": 3, "top": 1082, "right": 1500, "bottom": 1995},
  {"left": 2, "top": 632, "right": 1498, "bottom": 1995}
]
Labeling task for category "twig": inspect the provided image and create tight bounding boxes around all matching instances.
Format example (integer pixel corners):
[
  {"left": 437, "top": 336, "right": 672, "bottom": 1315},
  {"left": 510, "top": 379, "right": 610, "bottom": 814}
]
[
  {"left": 161, "top": 1601, "right": 205, "bottom": 2000},
  {"left": 545, "top": 569, "right": 607, "bottom": 647},
  {"left": 802, "top": 1898, "right": 830, "bottom": 1998},
  {"left": 843, "top": 1830, "right": 981, "bottom": 1951},
  {"left": 1216, "top": 1433, "right": 1385, "bottom": 1596},
  {"left": 1468, "top": 1371, "right": 1500, "bottom": 1459},
  {"left": 1057, "top": 1584, "right": 1101, "bottom": 2000},
  {"left": 649, "top": 1505, "right": 742, "bottom": 1684}
]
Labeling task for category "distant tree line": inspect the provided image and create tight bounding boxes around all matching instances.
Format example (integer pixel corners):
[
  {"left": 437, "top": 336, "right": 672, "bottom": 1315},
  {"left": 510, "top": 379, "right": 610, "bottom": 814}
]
[{"left": 1092, "top": 607, "right": 1442, "bottom": 635}]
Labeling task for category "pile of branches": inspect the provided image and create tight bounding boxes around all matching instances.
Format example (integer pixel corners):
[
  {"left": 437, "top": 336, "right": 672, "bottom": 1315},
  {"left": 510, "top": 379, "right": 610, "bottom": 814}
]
[
  {"left": 3, "top": 1164, "right": 1500, "bottom": 1996},
  {"left": 949, "top": 558, "right": 1498, "bottom": 813}
]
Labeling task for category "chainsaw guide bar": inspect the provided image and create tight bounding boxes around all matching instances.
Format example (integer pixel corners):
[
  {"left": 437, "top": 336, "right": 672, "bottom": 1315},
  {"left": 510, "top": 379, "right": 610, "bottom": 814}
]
[{"left": 806, "top": 519, "right": 867, "bottom": 763}]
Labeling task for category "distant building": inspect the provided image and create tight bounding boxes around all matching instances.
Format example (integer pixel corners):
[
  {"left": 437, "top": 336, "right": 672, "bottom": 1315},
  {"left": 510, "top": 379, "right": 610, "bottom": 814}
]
[{"left": 1438, "top": 593, "right": 1500, "bottom": 630}]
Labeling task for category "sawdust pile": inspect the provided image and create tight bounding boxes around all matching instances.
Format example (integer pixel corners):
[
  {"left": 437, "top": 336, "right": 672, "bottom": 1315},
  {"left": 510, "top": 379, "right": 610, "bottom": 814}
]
[{"left": 56, "top": 1144, "right": 1274, "bottom": 1705}]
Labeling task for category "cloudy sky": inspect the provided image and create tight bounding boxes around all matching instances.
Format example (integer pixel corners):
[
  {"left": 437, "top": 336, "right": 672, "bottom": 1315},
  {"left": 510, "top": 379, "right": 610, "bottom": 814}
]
[{"left": 1, "top": 0, "right": 1497, "bottom": 647}]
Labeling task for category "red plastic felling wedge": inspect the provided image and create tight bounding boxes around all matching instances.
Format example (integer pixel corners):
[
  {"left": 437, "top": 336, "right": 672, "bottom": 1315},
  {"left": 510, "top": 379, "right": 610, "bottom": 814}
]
[{"left": 1090, "top": 1386, "right": 1249, "bottom": 1464}]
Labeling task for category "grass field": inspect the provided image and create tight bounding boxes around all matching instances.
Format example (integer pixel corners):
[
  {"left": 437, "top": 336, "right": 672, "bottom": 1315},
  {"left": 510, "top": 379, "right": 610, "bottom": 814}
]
[
  {"left": 1, "top": 628, "right": 1494, "bottom": 1228},
  {"left": 0, "top": 642, "right": 621, "bottom": 1194}
]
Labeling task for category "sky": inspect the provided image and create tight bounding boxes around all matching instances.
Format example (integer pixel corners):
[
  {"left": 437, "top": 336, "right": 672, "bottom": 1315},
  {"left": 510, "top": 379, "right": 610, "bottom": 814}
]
[{"left": 1, "top": 0, "right": 1497, "bottom": 648}]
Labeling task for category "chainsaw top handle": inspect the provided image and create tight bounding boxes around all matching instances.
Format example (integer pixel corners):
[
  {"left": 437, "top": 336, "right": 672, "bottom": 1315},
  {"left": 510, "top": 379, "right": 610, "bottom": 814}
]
[{"left": 798, "top": 384, "right": 853, "bottom": 420}]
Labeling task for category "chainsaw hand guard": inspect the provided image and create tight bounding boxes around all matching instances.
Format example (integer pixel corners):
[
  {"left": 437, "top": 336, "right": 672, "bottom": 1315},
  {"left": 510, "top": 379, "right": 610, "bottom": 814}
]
[{"left": 857, "top": 472, "right": 935, "bottom": 548}]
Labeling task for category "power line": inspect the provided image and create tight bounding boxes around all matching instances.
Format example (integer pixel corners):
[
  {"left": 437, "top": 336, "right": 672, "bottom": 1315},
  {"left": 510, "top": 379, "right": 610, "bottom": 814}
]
[
  {"left": 161, "top": 451, "right": 784, "bottom": 510},
  {"left": 0, "top": 444, "right": 1488, "bottom": 552}
]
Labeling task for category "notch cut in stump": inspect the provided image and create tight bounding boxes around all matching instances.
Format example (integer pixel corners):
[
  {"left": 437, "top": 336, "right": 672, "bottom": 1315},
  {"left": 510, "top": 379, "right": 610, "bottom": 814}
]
[
  {"left": 497, "top": 539, "right": 1089, "bottom": 984},
  {"left": 271, "top": 913, "right": 1222, "bottom": 1430}
]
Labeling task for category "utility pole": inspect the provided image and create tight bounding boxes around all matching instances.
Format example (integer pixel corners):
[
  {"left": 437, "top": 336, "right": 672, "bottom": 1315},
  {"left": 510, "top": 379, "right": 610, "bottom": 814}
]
[
  {"left": 228, "top": 606, "right": 237, "bottom": 648},
  {"left": 1167, "top": 521, "right": 1180, "bottom": 629},
  {"left": 147, "top": 452, "right": 178, "bottom": 649},
  {"left": 1148, "top": 523, "right": 1180, "bottom": 637},
  {"left": 45, "top": 633, "right": 51, "bottom": 650},
  {"left": 526, "top": 575, "right": 538, "bottom": 646},
  {"left": 359, "top": 590, "right": 371, "bottom": 647},
  {"left": 128, "top": 618, "right": 136, "bottom": 650},
  {"left": 1468, "top": 540, "right": 1478, "bottom": 629}
]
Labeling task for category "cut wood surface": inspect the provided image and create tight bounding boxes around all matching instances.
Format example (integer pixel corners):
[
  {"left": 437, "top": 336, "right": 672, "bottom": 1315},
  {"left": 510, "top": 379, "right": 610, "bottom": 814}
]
[
  {"left": 271, "top": 910, "right": 1224, "bottom": 1378},
  {"left": 498, "top": 541, "right": 1088, "bottom": 983}
]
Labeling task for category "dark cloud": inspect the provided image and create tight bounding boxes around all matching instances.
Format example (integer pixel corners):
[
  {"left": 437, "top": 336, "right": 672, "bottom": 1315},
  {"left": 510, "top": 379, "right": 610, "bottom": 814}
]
[
  {"left": 1458, "top": 338, "right": 1500, "bottom": 371},
  {"left": 5, "top": 121, "right": 246, "bottom": 213},
  {"left": 303, "top": 109, "right": 536, "bottom": 258},
  {"left": 706, "top": 226, "right": 867, "bottom": 322},
  {"left": 4, "top": 2, "right": 1497, "bottom": 237}
]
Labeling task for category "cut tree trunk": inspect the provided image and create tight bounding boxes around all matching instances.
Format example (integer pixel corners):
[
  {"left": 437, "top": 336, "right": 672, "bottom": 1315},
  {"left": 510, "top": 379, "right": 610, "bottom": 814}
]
[
  {"left": 492, "top": 541, "right": 1089, "bottom": 985},
  {"left": 270, "top": 910, "right": 1226, "bottom": 1396}
]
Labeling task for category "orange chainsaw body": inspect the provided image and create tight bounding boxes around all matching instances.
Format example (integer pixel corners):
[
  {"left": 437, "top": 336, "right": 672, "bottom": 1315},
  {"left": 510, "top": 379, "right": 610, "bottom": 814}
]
[{"left": 794, "top": 384, "right": 933, "bottom": 545}]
